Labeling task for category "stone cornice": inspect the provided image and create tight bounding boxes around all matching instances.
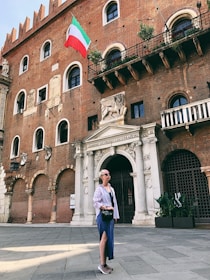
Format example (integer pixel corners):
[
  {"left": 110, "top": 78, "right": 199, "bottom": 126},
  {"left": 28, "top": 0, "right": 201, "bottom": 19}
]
[{"left": 0, "top": 74, "right": 11, "bottom": 87}]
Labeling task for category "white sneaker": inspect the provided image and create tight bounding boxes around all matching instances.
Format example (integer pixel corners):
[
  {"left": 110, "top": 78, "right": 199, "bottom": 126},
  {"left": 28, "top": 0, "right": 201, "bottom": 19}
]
[{"left": 98, "top": 265, "right": 111, "bottom": 274}]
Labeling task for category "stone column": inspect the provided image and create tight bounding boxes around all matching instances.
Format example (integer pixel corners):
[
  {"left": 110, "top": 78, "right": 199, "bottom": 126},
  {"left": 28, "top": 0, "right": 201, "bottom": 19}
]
[
  {"left": 0, "top": 165, "right": 6, "bottom": 222},
  {"left": 132, "top": 141, "right": 148, "bottom": 225},
  {"left": 141, "top": 123, "right": 162, "bottom": 221},
  {"left": 71, "top": 142, "right": 84, "bottom": 225},
  {"left": 0, "top": 85, "right": 9, "bottom": 162},
  {"left": 201, "top": 166, "right": 210, "bottom": 193},
  {"left": 0, "top": 71, "right": 11, "bottom": 222},
  {"left": 26, "top": 189, "right": 33, "bottom": 224},
  {"left": 49, "top": 189, "right": 57, "bottom": 223},
  {"left": 86, "top": 151, "right": 95, "bottom": 223},
  {"left": 148, "top": 136, "right": 162, "bottom": 201},
  {"left": 0, "top": 87, "right": 8, "bottom": 130},
  {"left": 4, "top": 193, "right": 12, "bottom": 223}
]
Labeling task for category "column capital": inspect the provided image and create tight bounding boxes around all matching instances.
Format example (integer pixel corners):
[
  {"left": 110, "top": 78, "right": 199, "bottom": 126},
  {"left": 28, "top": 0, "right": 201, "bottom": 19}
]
[
  {"left": 134, "top": 141, "right": 142, "bottom": 147},
  {"left": 25, "top": 188, "right": 33, "bottom": 195},
  {"left": 87, "top": 151, "right": 94, "bottom": 157}
]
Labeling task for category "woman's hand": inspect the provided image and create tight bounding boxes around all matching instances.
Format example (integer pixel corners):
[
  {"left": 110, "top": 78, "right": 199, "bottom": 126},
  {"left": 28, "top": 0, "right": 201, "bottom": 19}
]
[{"left": 106, "top": 206, "right": 114, "bottom": 210}]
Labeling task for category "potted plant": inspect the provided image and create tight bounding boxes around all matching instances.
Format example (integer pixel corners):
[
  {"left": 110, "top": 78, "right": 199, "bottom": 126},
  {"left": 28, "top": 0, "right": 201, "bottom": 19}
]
[
  {"left": 138, "top": 23, "right": 154, "bottom": 41},
  {"left": 172, "top": 193, "right": 195, "bottom": 228},
  {"left": 207, "top": 0, "right": 210, "bottom": 10},
  {"left": 88, "top": 50, "right": 102, "bottom": 65},
  {"left": 155, "top": 192, "right": 174, "bottom": 228},
  {"left": 138, "top": 23, "right": 154, "bottom": 54}
]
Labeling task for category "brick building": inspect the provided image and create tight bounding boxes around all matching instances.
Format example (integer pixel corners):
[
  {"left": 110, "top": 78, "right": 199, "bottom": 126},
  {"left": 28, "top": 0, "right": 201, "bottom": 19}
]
[{"left": 0, "top": 0, "right": 210, "bottom": 225}]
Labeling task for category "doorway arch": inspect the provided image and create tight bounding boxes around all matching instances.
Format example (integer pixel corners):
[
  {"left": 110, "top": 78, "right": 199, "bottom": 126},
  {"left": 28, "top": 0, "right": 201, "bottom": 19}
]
[
  {"left": 10, "top": 178, "right": 28, "bottom": 223},
  {"left": 102, "top": 154, "right": 134, "bottom": 223},
  {"left": 162, "top": 149, "right": 210, "bottom": 223}
]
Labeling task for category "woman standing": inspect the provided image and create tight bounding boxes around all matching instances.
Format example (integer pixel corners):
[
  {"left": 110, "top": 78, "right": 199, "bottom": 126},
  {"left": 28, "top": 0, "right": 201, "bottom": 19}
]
[{"left": 93, "top": 169, "right": 120, "bottom": 274}]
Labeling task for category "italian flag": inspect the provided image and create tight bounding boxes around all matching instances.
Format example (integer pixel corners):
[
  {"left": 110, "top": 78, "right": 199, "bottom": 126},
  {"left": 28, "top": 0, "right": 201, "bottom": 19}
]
[{"left": 64, "top": 16, "right": 91, "bottom": 58}]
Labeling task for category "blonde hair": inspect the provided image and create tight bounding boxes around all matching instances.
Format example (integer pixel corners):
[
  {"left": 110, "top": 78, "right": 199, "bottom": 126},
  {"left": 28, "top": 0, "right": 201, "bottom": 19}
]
[{"left": 99, "top": 169, "right": 109, "bottom": 177}]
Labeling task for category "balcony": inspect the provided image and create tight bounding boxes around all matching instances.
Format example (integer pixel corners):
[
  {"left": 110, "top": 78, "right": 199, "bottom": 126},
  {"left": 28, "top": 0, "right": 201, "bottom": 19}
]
[
  {"left": 160, "top": 98, "right": 210, "bottom": 138},
  {"left": 88, "top": 11, "right": 210, "bottom": 93}
]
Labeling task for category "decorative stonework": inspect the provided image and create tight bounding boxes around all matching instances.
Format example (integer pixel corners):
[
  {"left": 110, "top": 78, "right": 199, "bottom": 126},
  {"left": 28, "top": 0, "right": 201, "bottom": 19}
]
[
  {"left": 86, "top": 126, "right": 140, "bottom": 151},
  {"left": 124, "top": 143, "right": 136, "bottom": 160},
  {"left": 1, "top": 59, "right": 9, "bottom": 77},
  {"left": 94, "top": 150, "right": 104, "bottom": 167},
  {"left": 48, "top": 75, "right": 61, "bottom": 108},
  {"left": 83, "top": 154, "right": 88, "bottom": 180},
  {"left": 100, "top": 92, "right": 127, "bottom": 126},
  {"left": 20, "top": 152, "right": 28, "bottom": 166},
  {"left": 72, "top": 122, "right": 162, "bottom": 226},
  {"left": 143, "top": 154, "right": 151, "bottom": 173},
  {"left": 44, "top": 146, "right": 52, "bottom": 161},
  {"left": 24, "top": 89, "right": 37, "bottom": 116}
]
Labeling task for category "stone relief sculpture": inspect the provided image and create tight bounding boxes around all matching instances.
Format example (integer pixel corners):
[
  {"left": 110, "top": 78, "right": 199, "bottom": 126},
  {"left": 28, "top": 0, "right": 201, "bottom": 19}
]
[
  {"left": 83, "top": 154, "right": 88, "bottom": 180},
  {"left": 2, "top": 59, "right": 9, "bottom": 77},
  {"left": 100, "top": 92, "right": 127, "bottom": 122},
  {"left": 20, "top": 153, "right": 28, "bottom": 166},
  {"left": 44, "top": 146, "right": 52, "bottom": 161},
  {"left": 94, "top": 150, "right": 103, "bottom": 166},
  {"left": 124, "top": 143, "right": 136, "bottom": 160},
  {"left": 48, "top": 75, "right": 61, "bottom": 108},
  {"left": 27, "top": 89, "right": 36, "bottom": 108},
  {"left": 143, "top": 154, "right": 151, "bottom": 172}
]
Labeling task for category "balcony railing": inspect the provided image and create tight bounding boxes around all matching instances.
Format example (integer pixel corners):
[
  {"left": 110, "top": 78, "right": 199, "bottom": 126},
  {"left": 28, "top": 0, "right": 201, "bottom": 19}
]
[
  {"left": 88, "top": 11, "right": 210, "bottom": 82},
  {"left": 160, "top": 98, "right": 210, "bottom": 131}
]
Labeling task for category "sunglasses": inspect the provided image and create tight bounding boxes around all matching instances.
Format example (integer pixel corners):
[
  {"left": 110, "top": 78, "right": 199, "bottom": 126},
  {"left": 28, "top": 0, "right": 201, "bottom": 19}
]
[{"left": 102, "top": 173, "right": 110, "bottom": 176}]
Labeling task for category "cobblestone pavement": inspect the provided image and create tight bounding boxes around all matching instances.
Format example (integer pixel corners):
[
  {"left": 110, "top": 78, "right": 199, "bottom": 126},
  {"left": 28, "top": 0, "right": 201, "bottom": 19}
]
[{"left": 0, "top": 223, "right": 210, "bottom": 280}]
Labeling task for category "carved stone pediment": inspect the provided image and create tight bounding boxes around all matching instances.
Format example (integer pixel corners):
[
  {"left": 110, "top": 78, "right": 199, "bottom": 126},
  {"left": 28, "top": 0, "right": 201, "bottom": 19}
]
[{"left": 85, "top": 124, "right": 140, "bottom": 151}]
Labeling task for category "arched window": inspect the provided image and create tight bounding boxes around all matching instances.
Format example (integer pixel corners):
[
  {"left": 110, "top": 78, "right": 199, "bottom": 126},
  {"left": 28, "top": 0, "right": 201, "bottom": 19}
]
[
  {"left": 103, "top": 1, "right": 119, "bottom": 25},
  {"left": 164, "top": 9, "right": 198, "bottom": 43},
  {"left": 11, "top": 136, "right": 20, "bottom": 158},
  {"left": 57, "top": 120, "right": 69, "bottom": 145},
  {"left": 14, "top": 91, "right": 26, "bottom": 114},
  {"left": 63, "top": 62, "right": 82, "bottom": 92},
  {"left": 169, "top": 94, "right": 188, "bottom": 124},
  {"left": 107, "top": 2, "right": 118, "bottom": 22},
  {"left": 19, "top": 55, "right": 29, "bottom": 74},
  {"left": 172, "top": 18, "right": 193, "bottom": 40},
  {"left": 34, "top": 128, "right": 44, "bottom": 151},
  {"left": 68, "top": 66, "right": 80, "bottom": 89},
  {"left": 43, "top": 42, "right": 51, "bottom": 58},
  {"left": 40, "top": 40, "right": 51, "bottom": 61},
  {"left": 23, "top": 57, "right": 28, "bottom": 71},
  {"left": 170, "top": 94, "right": 188, "bottom": 108},
  {"left": 106, "top": 49, "right": 121, "bottom": 69}
]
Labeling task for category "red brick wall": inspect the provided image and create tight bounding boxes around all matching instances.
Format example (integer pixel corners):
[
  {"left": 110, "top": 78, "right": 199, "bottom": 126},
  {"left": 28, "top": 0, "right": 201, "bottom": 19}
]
[
  {"left": 32, "top": 174, "right": 51, "bottom": 223},
  {"left": 10, "top": 179, "right": 28, "bottom": 223},
  {"left": 56, "top": 169, "right": 75, "bottom": 222},
  {"left": 2, "top": 0, "right": 210, "bottom": 222}
]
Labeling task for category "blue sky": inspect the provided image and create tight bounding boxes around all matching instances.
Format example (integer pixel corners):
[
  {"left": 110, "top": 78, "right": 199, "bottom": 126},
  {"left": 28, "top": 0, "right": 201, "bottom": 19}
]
[{"left": 0, "top": 0, "right": 50, "bottom": 48}]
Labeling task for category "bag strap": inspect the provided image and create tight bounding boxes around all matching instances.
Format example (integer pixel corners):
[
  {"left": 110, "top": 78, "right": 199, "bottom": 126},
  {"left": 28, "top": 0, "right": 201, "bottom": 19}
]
[{"left": 109, "top": 192, "right": 114, "bottom": 207}]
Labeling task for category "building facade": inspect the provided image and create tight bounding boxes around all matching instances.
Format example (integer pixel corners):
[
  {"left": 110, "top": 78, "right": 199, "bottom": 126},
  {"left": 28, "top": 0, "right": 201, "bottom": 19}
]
[{"left": 1, "top": 0, "right": 210, "bottom": 225}]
